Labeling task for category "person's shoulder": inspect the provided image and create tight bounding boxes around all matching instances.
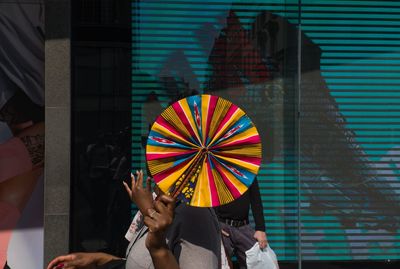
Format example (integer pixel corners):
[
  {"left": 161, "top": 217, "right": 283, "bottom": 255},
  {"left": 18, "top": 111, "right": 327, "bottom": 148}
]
[
  {"left": 175, "top": 203, "right": 215, "bottom": 223},
  {"left": 170, "top": 203, "right": 220, "bottom": 237},
  {"left": 168, "top": 203, "right": 221, "bottom": 264},
  {"left": 173, "top": 203, "right": 220, "bottom": 240}
]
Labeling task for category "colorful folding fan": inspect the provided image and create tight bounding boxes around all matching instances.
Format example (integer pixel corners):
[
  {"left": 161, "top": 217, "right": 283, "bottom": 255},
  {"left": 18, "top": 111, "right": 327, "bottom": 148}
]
[{"left": 146, "top": 94, "right": 262, "bottom": 207}]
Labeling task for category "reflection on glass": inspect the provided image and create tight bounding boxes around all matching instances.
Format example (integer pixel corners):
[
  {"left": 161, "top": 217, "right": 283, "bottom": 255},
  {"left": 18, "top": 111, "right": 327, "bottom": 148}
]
[
  {"left": 131, "top": 0, "right": 400, "bottom": 267},
  {"left": 71, "top": 0, "right": 132, "bottom": 257},
  {"left": 132, "top": 2, "right": 300, "bottom": 266}
]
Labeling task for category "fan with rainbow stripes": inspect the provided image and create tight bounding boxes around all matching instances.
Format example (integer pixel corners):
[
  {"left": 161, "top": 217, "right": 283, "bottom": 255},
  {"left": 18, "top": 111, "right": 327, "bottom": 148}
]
[{"left": 146, "top": 94, "right": 262, "bottom": 207}]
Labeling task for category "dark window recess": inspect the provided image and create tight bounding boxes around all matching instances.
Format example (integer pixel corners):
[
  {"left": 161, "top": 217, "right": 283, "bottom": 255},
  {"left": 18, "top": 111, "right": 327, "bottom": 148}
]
[{"left": 70, "top": 0, "right": 132, "bottom": 257}]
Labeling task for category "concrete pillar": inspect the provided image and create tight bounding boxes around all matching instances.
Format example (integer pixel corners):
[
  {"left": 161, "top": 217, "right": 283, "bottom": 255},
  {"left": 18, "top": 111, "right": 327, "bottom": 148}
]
[{"left": 44, "top": 0, "right": 71, "bottom": 265}]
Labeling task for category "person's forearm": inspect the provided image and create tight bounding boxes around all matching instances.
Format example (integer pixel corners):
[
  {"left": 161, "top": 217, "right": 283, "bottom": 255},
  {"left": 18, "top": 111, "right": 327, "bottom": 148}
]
[
  {"left": 250, "top": 179, "right": 266, "bottom": 231},
  {"left": 94, "top": 252, "right": 123, "bottom": 266},
  {"left": 149, "top": 247, "right": 179, "bottom": 269}
]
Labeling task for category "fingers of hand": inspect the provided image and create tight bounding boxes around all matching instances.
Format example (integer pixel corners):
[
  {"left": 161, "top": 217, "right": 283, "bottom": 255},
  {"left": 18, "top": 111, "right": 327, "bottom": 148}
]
[
  {"left": 61, "top": 264, "right": 77, "bottom": 269},
  {"left": 221, "top": 229, "right": 230, "bottom": 237},
  {"left": 256, "top": 235, "right": 268, "bottom": 249},
  {"left": 153, "top": 200, "right": 168, "bottom": 215},
  {"left": 49, "top": 256, "right": 68, "bottom": 268},
  {"left": 136, "top": 170, "right": 143, "bottom": 186},
  {"left": 57, "top": 263, "right": 69, "bottom": 269},
  {"left": 47, "top": 254, "right": 74, "bottom": 269},
  {"left": 144, "top": 216, "right": 158, "bottom": 232},
  {"left": 122, "top": 181, "right": 132, "bottom": 196},
  {"left": 62, "top": 254, "right": 77, "bottom": 268},
  {"left": 154, "top": 201, "right": 173, "bottom": 226},
  {"left": 157, "top": 194, "right": 175, "bottom": 213},
  {"left": 131, "top": 172, "right": 136, "bottom": 187},
  {"left": 147, "top": 208, "right": 159, "bottom": 219},
  {"left": 145, "top": 206, "right": 173, "bottom": 232},
  {"left": 47, "top": 258, "right": 59, "bottom": 269},
  {"left": 146, "top": 177, "right": 152, "bottom": 191},
  {"left": 47, "top": 258, "right": 62, "bottom": 269}
]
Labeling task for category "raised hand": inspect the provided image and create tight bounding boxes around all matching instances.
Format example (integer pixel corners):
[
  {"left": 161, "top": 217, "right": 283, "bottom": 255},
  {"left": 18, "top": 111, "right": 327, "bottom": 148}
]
[
  {"left": 143, "top": 194, "right": 176, "bottom": 251},
  {"left": 123, "top": 170, "right": 154, "bottom": 215}
]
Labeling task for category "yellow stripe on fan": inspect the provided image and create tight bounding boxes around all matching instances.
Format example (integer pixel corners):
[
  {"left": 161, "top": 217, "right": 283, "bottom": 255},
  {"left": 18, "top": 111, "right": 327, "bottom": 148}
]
[
  {"left": 190, "top": 158, "right": 211, "bottom": 207},
  {"left": 151, "top": 122, "right": 198, "bottom": 148},
  {"left": 179, "top": 98, "right": 202, "bottom": 144},
  {"left": 157, "top": 151, "right": 201, "bottom": 193}
]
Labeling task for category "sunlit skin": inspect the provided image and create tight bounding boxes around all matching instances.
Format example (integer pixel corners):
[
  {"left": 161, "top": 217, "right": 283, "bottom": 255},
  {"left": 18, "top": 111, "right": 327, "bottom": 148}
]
[{"left": 47, "top": 171, "right": 180, "bottom": 269}]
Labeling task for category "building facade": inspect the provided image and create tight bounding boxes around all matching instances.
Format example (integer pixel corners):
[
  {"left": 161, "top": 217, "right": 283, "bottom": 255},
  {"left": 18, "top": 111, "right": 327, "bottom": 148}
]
[{"left": 1, "top": 0, "right": 399, "bottom": 268}]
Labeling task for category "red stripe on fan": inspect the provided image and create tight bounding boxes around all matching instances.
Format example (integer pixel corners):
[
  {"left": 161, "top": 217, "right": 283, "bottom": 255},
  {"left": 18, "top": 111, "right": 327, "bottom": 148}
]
[
  {"left": 211, "top": 135, "right": 261, "bottom": 148},
  {"left": 205, "top": 95, "right": 218, "bottom": 142},
  {"left": 146, "top": 150, "right": 197, "bottom": 161},
  {"left": 172, "top": 102, "right": 200, "bottom": 144},
  {"left": 213, "top": 104, "right": 238, "bottom": 137},
  {"left": 156, "top": 117, "right": 191, "bottom": 143},
  {"left": 212, "top": 153, "right": 262, "bottom": 167},
  {"left": 211, "top": 157, "right": 242, "bottom": 200},
  {"left": 206, "top": 158, "right": 220, "bottom": 206},
  {"left": 152, "top": 158, "right": 191, "bottom": 184}
]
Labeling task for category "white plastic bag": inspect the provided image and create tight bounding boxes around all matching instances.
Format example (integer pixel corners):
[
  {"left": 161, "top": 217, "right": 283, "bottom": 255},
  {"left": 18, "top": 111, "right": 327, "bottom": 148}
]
[
  {"left": 221, "top": 240, "right": 231, "bottom": 269},
  {"left": 245, "top": 243, "right": 279, "bottom": 269}
]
